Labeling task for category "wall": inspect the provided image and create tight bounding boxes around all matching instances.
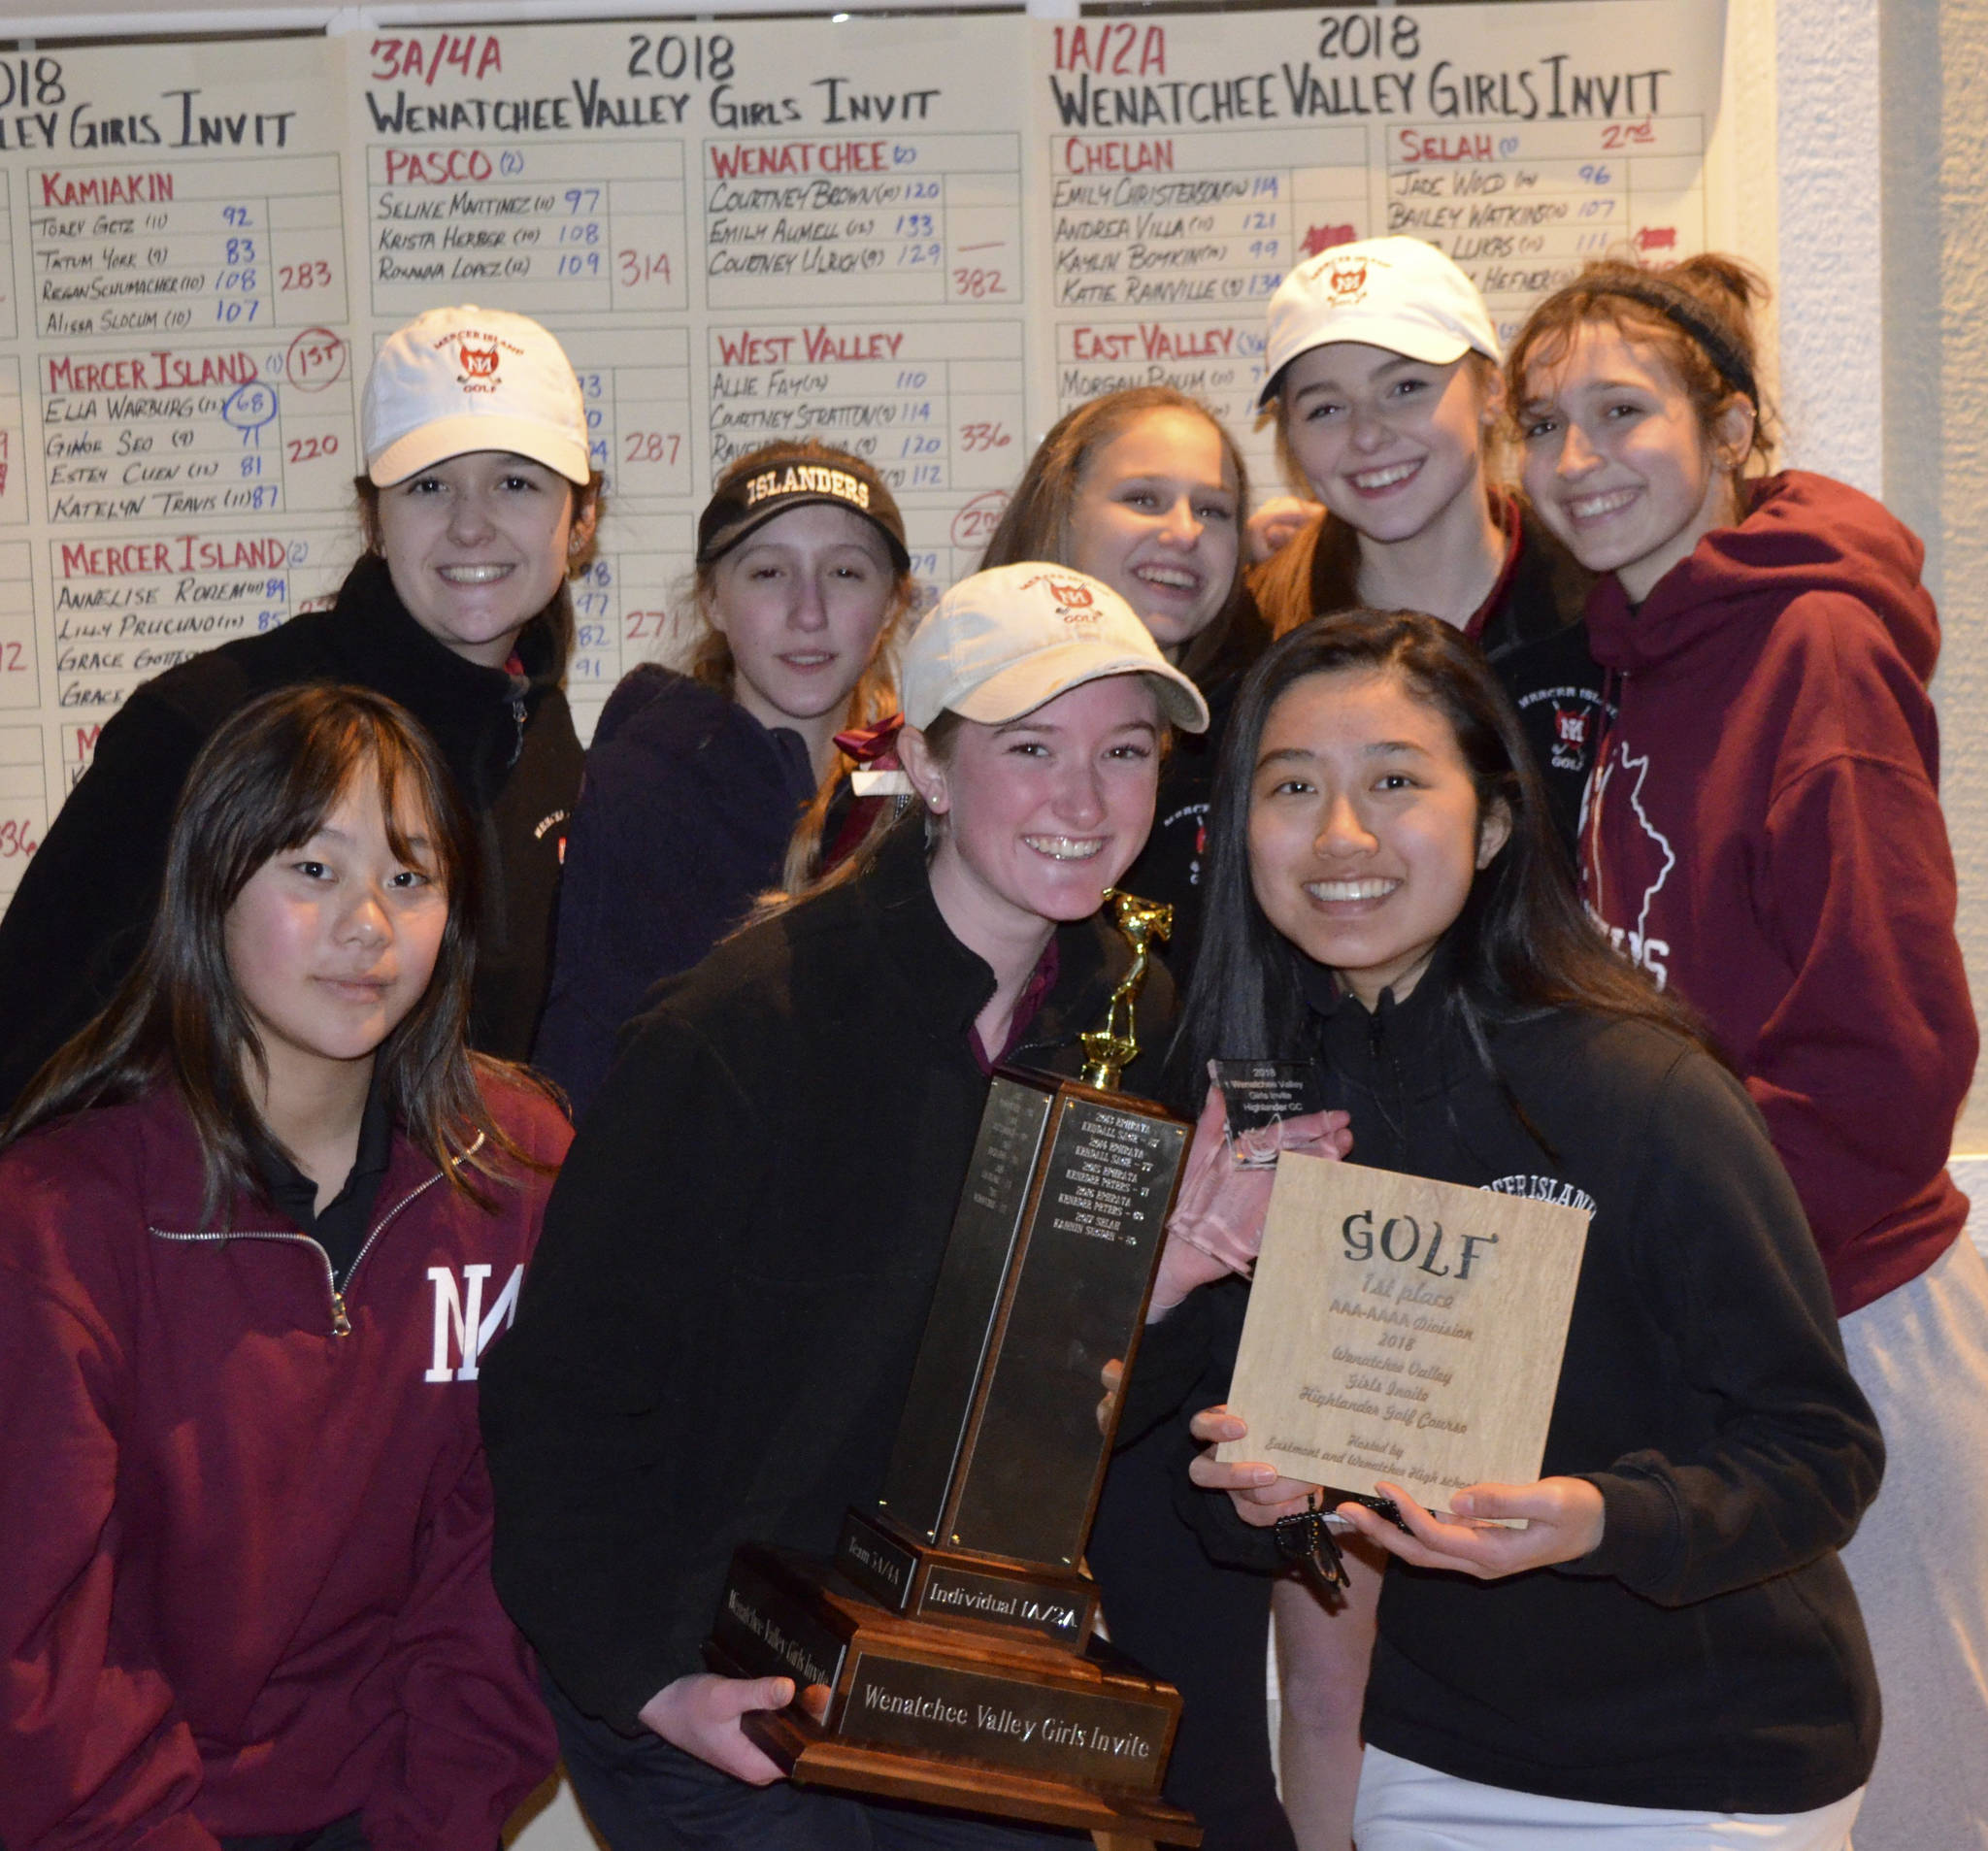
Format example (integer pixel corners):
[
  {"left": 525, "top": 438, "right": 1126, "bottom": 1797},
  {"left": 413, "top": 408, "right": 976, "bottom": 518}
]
[
  {"left": 1774, "top": 0, "right": 1987, "bottom": 1148},
  {"left": 1887, "top": 0, "right": 1988, "bottom": 1146}
]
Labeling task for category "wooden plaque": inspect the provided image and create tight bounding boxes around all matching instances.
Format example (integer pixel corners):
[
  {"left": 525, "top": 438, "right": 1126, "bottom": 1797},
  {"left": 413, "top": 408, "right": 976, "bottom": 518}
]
[{"left": 1215, "top": 1155, "right": 1590, "bottom": 1514}]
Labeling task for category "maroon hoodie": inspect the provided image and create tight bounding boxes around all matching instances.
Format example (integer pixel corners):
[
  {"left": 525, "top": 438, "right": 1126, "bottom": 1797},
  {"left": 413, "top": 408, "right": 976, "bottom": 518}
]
[
  {"left": 1580, "top": 470, "right": 1974, "bottom": 1316},
  {"left": 0, "top": 1074, "right": 567, "bottom": 1847}
]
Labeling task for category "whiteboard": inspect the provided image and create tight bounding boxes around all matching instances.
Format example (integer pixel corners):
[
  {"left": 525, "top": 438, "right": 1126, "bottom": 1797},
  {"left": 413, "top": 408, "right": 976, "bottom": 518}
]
[{"left": 0, "top": 0, "right": 1734, "bottom": 900}]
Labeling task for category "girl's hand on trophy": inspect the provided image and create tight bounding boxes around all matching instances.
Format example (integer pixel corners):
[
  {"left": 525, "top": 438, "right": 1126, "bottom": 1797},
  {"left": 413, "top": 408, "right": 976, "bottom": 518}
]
[
  {"left": 639, "top": 1670, "right": 799, "bottom": 1783},
  {"left": 1336, "top": 1478, "right": 1607, "bottom": 1579},
  {"left": 1187, "top": 1404, "right": 1324, "bottom": 1527},
  {"left": 1096, "top": 1357, "right": 1124, "bottom": 1436}
]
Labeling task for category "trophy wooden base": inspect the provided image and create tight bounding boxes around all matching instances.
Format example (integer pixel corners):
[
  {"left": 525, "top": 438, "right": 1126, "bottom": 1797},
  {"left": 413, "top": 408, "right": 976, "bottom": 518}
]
[{"left": 709, "top": 1544, "right": 1201, "bottom": 1846}]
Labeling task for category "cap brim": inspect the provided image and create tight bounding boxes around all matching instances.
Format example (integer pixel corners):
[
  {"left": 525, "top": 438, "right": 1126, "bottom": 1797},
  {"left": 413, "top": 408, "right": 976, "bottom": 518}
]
[
  {"left": 1254, "top": 325, "right": 1478, "bottom": 410},
  {"left": 370, "top": 413, "right": 591, "bottom": 486},
  {"left": 949, "top": 646, "right": 1209, "bottom": 734},
  {"left": 698, "top": 492, "right": 911, "bottom": 572}
]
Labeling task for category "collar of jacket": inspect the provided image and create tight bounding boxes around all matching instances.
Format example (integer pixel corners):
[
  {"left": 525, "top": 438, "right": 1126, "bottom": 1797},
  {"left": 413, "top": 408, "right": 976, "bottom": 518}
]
[
  {"left": 856, "top": 812, "right": 1143, "bottom": 1070},
  {"left": 1306, "top": 492, "right": 1590, "bottom": 654},
  {"left": 1300, "top": 941, "right": 1472, "bottom": 1095},
  {"left": 325, "top": 553, "right": 559, "bottom": 788},
  {"left": 591, "top": 664, "right": 815, "bottom": 810},
  {"left": 119, "top": 1079, "right": 452, "bottom": 1240}
]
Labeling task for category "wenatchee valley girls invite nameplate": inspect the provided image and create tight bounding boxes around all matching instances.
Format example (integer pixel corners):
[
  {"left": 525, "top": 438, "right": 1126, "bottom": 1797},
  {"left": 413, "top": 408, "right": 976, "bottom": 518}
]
[{"left": 1216, "top": 1155, "right": 1590, "bottom": 1514}]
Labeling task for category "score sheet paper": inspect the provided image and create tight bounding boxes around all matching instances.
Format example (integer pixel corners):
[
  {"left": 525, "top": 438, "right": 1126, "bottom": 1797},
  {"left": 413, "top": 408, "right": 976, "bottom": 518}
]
[
  {"left": 0, "top": 0, "right": 1733, "bottom": 905},
  {"left": 1216, "top": 1155, "right": 1589, "bottom": 1512}
]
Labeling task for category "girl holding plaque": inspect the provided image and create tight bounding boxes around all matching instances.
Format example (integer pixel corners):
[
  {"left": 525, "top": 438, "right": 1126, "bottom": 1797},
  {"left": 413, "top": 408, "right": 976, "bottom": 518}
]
[
  {"left": 1161, "top": 611, "right": 1881, "bottom": 1848},
  {"left": 482, "top": 565, "right": 1218, "bottom": 1849},
  {"left": 0, "top": 306, "right": 603, "bottom": 1106},
  {"left": 0, "top": 685, "right": 566, "bottom": 1846},
  {"left": 978, "top": 391, "right": 1296, "bottom": 1850},
  {"left": 534, "top": 440, "right": 917, "bottom": 1115},
  {"left": 1241, "top": 236, "right": 1603, "bottom": 1851},
  {"left": 1508, "top": 254, "right": 1988, "bottom": 1851}
]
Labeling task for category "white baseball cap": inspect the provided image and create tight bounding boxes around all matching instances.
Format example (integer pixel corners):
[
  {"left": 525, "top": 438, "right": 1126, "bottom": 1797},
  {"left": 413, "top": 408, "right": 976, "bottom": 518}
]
[
  {"left": 363, "top": 305, "right": 591, "bottom": 486},
  {"left": 1256, "top": 236, "right": 1501, "bottom": 409},
  {"left": 902, "top": 564, "right": 1209, "bottom": 734}
]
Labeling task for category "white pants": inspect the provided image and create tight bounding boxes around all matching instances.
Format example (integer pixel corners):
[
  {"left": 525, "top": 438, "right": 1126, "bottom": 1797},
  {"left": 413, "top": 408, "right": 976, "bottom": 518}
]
[
  {"left": 1836, "top": 1231, "right": 1988, "bottom": 1850},
  {"left": 1353, "top": 1747, "right": 1864, "bottom": 1850}
]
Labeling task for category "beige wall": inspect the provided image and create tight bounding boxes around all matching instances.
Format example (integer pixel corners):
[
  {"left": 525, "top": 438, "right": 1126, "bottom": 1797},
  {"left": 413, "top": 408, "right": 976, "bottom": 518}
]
[{"left": 1883, "top": 0, "right": 1988, "bottom": 1146}]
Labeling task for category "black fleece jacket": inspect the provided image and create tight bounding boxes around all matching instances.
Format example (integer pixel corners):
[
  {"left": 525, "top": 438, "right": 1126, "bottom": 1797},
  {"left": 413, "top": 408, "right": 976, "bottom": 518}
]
[
  {"left": 480, "top": 816, "right": 1176, "bottom": 1732},
  {"left": 1133, "top": 961, "right": 1882, "bottom": 1815},
  {"left": 0, "top": 554, "right": 580, "bottom": 1100}
]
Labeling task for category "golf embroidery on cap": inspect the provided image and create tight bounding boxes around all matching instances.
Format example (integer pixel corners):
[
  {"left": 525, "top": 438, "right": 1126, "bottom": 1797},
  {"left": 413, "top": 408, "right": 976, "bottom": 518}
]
[
  {"left": 1018, "top": 572, "right": 1103, "bottom": 618},
  {"left": 434, "top": 325, "right": 522, "bottom": 397},
  {"left": 1317, "top": 251, "right": 1379, "bottom": 301}
]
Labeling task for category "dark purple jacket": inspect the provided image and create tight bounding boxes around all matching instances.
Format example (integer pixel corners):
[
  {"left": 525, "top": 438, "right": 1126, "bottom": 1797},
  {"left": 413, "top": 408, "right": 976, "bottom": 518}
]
[{"left": 533, "top": 665, "right": 815, "bottom": 1116}]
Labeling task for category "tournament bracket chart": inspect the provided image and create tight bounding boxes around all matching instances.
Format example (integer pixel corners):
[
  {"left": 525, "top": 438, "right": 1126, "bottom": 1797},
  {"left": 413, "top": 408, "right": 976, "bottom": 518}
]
[
  {"left": 366, "top": 139, "right": 686, "bottom": 320},
  {"left": 702, "top": 314, "right": 1024, "bottom": 631},
  {"left": 540, "top": 324, "right": 693, "bottom": 724},
  {"left": 31, "top": 152, "right": 347, "bottom": 344},
  {"left": 1031, "top": 1, "right": 1723, "bottom": 487}
]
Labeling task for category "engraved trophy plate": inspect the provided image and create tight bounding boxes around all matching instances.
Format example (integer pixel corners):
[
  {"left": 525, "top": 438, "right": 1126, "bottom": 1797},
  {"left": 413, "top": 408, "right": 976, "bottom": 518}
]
[{"left": 947, "top": 1098, "right": 1187, "bottom": 1565}]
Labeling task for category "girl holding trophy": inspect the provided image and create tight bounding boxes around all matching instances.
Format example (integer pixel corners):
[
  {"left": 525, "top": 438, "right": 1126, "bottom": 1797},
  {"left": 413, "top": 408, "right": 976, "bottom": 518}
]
[{"left": 485, "top": 564, "right": 1305, "bottom": 1848}]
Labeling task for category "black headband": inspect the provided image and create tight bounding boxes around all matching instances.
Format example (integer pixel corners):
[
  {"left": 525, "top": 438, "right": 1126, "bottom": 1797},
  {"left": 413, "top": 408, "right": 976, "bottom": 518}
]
[{"left": 1584, "top": 276, "right": 1761, "bottom": 410}]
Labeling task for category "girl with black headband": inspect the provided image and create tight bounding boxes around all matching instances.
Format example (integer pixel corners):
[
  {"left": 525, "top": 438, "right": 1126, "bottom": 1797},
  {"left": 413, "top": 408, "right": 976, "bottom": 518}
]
[{"left": 1510, "top": 253, "right": 1988, "bottom": 1851}]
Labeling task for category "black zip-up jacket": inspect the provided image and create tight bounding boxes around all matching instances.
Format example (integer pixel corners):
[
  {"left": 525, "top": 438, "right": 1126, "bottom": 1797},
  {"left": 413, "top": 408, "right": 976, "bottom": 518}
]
[
  {"left": 0, "top": 554, "right": 580, "bottom": 1102},
  {"left": 480, "top": 815, "right": 1177, "bottom": 1732},
  {"left": 533, "top": 664, "right": 817, "bottom": 1118},
  {"left": 1134, "top": 959, "right": 1882, "bottom": 1815}
]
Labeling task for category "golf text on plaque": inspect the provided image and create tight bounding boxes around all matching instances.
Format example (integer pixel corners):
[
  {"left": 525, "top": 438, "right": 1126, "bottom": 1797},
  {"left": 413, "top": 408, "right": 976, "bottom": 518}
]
[{"left": 707, "top": 892, "right": 1201, "bottom": 1844}]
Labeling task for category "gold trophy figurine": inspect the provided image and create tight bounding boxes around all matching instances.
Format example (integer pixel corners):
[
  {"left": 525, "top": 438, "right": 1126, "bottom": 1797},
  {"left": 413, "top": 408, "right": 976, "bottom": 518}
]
[{"left": 1079, "top": 889, "right": 1174, "bottom": 1092}]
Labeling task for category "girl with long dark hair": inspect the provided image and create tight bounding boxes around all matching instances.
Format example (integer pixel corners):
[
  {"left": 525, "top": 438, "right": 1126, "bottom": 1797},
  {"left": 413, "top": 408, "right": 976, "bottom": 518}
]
[
  {"left": 0, "top": 684, "right": 568, "bottom": 1845},
  {"left": 1148, "top": 611, "right": 1881, "bottom": 1849},
  {"left": 1240, "top": 244, "right": 1604, "bottom": 1838}
]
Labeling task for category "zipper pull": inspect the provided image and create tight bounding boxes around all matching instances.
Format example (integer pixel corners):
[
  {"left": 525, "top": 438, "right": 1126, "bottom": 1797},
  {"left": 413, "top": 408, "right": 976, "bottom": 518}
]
[{"left": 330, "top": 1291, "right": 352, "bottom": 1338}]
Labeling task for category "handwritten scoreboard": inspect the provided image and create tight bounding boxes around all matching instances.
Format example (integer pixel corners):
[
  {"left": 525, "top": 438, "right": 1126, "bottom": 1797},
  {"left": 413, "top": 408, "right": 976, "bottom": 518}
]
[{"left": 0, "top": 1, "right": 1731, "bottom": 899}]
